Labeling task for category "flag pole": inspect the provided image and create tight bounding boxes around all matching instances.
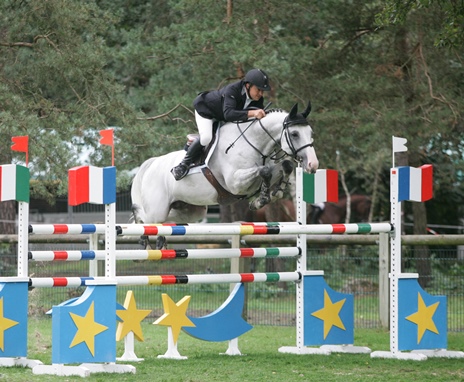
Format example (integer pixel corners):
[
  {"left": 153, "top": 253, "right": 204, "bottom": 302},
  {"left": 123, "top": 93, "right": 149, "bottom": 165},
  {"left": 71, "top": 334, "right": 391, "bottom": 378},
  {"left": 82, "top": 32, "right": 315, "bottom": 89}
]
[
  {"left": 392, "top": 136, "right": 396, "bottom": 168},
  {"left": 99, "top": 129, "right": 115, "bottom": 167}
]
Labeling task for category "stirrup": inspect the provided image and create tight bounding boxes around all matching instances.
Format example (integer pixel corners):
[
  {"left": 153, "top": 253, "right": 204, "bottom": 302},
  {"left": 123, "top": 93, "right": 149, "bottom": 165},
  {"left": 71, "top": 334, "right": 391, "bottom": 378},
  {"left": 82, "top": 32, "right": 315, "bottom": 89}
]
[{"left": 170, "top": 163, "right": 189, "bottom": 181}]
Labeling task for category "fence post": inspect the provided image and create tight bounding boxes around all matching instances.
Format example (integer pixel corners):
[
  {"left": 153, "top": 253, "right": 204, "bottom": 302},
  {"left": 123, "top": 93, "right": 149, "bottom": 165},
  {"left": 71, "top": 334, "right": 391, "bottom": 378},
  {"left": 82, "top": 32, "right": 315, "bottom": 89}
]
[
  {"left": 378, "top": 232, "right": 389, "bottom": 329},
  {"left": 89, "top": 233, "right": 99, "bottom": 277},
  {"left": 226, "top": 235, "right": 246, "bottom": 355},
  {"left": 230, "top": 235, "right": 246, "bottom": 313}
]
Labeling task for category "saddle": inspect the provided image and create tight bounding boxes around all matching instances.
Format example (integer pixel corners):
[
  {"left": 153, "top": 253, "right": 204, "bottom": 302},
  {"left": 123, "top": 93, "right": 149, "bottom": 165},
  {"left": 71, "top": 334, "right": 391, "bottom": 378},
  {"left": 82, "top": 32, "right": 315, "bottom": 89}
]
[{"left": 182, "top": 126, "right": 247, "bottom": 205}]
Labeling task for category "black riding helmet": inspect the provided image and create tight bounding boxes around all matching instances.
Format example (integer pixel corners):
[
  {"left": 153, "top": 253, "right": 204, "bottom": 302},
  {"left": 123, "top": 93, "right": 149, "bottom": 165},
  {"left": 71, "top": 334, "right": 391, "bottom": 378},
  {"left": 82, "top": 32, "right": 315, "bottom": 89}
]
[{"left": 244, "top": 69, "right": 271, "bottom": 91}]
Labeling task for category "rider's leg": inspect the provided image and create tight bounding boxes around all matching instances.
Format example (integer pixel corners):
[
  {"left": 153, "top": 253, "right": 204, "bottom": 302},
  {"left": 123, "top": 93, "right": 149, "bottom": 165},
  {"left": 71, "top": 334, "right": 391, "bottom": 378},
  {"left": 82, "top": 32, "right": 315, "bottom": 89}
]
[
  {"left": 171, "top": 138, "right": 204, "bottom": 180},
  {"left": 171, "top": 112, "right": 213, "bottom": 181},
  {"left": 196, "top": 111, "right": 213, "bottom": 147}
]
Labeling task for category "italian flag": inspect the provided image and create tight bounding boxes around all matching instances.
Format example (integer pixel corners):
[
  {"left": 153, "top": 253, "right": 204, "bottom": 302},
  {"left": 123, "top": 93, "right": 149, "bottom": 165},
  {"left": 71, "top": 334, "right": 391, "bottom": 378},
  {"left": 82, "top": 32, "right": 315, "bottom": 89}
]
[
  {"left": 303, "top": 169, "right": 338, "bottom": 204},
  {"left": 0, "top": 164, "right": 30, "bottom": 203}
]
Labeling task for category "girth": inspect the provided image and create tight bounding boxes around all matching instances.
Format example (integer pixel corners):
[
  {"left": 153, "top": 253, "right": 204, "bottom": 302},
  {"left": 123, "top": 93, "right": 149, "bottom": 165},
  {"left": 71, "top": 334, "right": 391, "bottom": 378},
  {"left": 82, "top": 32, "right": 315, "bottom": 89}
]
[{"left": 201, "top": 167, "right": 247, "bottom": 205}]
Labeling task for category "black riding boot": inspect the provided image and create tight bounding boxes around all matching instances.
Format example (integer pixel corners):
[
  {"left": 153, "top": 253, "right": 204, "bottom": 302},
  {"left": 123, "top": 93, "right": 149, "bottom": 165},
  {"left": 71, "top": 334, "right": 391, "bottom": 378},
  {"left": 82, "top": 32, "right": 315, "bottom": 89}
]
[{"left": 171, "top": 139, "right": 204, "bottom": 181}]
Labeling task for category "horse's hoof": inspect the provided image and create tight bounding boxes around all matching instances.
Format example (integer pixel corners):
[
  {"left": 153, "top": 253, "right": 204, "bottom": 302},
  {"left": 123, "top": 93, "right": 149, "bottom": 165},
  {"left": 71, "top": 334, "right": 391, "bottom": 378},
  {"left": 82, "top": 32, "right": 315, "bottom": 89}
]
[
  {"left": 261, "top": 198, "right": 271, "bottom": 206},
  {"left": 155, "top": 236, "right": 167, "bottom": 250},
  {"left": 139, "top": 235, "right": 149, "bottom": 249},
  {"left": 249, "top": 203, "right": 258, "bottom": 211}
]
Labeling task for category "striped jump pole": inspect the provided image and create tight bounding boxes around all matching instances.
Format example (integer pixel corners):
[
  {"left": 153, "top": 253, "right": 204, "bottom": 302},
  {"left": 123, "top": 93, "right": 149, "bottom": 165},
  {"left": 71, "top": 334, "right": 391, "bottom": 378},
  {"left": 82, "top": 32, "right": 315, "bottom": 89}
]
[
  {"left": 28, "top": 222, "right": 393, "bottom": 236},
  {"left": 114, "top": 222, "right": 392, "bottom": 236},
  {"left": 28, "top": 272, "right": 302, "bottom": 288},
  {"left": 28, "top": 223, "right": 106, "bottom": 235},
  {"left": 28, "top": 247, "right": 302, "bottom": 261}
]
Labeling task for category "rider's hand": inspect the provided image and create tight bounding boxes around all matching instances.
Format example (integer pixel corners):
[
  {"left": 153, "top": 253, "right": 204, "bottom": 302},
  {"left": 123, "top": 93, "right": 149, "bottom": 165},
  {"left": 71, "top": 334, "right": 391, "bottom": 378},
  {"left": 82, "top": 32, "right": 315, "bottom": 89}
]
[{"left": 249, "top": 109, "right": 266, "bottom": 119}]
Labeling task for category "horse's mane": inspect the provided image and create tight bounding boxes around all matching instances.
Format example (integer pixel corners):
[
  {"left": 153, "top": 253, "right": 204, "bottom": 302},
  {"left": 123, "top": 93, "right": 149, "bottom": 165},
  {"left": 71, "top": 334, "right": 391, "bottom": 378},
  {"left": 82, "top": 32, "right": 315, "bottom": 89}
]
[
  {"left": 228, "top": 108, "right": 286, "bottom": 127},
  {"left": 267, "top": 106, "right": 310, "bottom": 127},
  {"left": 266, "top": 108, "right": 286, "bottom": 114}
]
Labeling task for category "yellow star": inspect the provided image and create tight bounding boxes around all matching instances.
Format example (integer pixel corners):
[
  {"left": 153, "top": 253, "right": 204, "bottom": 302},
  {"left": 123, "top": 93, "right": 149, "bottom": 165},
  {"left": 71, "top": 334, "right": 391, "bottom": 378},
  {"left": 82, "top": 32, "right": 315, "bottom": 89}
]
[
  {"left": 0, "top": 297, "right": 19, "bottom": 351},
  {"left": 311, "top": 289, "right": 346, "bottom": 339},
  {"left": 154, "top": 294, "right": 195, "bottom": 344},
  {"left": 406, "top": 292, "right": 439, "bottom": 344},
  {"left": 69, "top": 301, "right": 108, "bottom": 356},
  {"left": 116, "top": 291, "right": 151, "bottom": 341}
]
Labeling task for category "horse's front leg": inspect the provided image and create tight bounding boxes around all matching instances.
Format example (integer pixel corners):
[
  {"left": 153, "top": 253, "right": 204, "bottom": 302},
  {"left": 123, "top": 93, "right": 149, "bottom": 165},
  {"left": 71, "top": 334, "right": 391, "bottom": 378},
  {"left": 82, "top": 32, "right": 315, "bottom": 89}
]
[
  {"left": 270, "top": 160, "right": 294, "bottom": 200},
  {"left": 249, "top": 167, "right": 272, "bottom": 210}
]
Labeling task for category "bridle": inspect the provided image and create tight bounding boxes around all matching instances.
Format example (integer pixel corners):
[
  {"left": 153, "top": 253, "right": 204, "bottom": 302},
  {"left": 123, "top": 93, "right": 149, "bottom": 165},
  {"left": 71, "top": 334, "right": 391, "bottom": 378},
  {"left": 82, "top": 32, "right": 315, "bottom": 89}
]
[
  {"left": 230, "top": 111, "right": 314, "bottom": 165},
  {"left": 281, "top": 115, "right": 315, "bottom": 158}
]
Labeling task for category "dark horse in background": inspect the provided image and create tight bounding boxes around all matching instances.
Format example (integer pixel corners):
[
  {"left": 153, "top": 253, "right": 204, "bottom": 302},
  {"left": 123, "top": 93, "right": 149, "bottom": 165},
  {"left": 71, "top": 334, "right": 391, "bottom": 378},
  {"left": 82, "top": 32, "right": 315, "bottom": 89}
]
[
  {"left": 235, "top": 194, "right": 371, "bottom": 290},
  {"left": 308, "top": 194, "right": 372, "bottom": 224},
  {"left": 248, "top": 194, "right": 371, "bottom": 224}
]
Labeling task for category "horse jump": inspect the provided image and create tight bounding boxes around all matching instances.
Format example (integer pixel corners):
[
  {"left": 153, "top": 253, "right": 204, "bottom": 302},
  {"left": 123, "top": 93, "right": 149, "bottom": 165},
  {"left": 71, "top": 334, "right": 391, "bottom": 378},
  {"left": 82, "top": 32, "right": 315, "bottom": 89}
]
[{"left": 2, "top": 135, "right": 462, "bottom": 376}]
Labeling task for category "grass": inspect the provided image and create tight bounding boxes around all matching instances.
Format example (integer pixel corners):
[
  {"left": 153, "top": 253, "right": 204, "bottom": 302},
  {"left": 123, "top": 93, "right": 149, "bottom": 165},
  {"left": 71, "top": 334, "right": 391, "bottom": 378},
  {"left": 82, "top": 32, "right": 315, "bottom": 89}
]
[{"left": 2, "top": 320, "right": 463, "bottom": 381}]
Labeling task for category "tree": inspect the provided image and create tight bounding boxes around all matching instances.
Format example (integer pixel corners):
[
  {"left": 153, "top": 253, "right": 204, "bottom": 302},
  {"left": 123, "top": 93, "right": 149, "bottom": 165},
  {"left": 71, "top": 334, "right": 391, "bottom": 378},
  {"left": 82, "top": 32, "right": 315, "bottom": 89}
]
[
  {"left": 0, "top": 0, "right": 153, "bottom": 232},
  {"left": 377, "top": 0, "right": 464, "bottom": 47}
]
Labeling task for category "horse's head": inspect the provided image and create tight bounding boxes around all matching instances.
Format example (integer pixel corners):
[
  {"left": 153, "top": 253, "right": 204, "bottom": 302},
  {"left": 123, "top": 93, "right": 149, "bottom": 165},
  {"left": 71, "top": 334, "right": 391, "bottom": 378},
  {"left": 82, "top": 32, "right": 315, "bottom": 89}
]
[{"left": 281, "top": 101, "right": 319, "bottom": 173}]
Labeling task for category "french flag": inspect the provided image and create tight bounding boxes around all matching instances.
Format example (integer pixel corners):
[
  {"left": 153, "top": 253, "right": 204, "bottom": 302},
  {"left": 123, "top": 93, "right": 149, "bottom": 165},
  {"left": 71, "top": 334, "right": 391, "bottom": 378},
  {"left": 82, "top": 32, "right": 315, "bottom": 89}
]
[
  {"left": 303, "top": 169, "right": 338, "bottom": 204},
  {"left": 397, "top": 165, "right": 433, "bottom": 202},
  {"left": 68, "top": 166, "right": 116, "bottom": 206}
]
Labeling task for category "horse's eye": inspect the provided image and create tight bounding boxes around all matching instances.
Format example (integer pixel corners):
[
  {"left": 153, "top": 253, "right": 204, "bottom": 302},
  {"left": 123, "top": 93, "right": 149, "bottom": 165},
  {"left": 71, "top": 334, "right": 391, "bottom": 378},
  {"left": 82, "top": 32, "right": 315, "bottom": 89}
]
[{"left": 291, "top": 131, "right": 299, "bottom": 138}]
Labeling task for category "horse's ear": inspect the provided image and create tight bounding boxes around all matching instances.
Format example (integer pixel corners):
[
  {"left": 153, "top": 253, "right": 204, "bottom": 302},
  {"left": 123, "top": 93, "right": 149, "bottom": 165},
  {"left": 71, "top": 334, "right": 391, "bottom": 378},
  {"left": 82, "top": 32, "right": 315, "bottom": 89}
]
[
  {"left": 301, "top": 100, "right": 312, "bottom": 118},
  {"left": 289, "top": 103, "right": 298, "bottom": 117}
]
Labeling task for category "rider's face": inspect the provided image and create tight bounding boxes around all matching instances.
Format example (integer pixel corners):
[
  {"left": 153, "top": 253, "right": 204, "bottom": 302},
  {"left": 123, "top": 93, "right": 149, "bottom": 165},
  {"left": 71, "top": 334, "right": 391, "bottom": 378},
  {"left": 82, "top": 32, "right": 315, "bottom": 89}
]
[{"left": 248, "top": 84, "right": 264, "bottom": 101}]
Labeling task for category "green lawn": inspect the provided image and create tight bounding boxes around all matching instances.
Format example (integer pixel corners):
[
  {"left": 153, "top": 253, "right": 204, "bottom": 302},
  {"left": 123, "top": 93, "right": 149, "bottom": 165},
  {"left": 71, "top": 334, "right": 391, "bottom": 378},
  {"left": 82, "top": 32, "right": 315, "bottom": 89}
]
[{"left": 2, "top": 320, "right": 463, "bottom": 381}]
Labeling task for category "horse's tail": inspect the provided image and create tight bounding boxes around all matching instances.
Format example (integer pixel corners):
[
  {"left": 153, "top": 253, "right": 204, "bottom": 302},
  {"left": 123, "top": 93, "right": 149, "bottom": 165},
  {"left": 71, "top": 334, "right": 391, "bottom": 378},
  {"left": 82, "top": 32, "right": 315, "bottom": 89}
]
[
  {"left": 129, "top": 157, "right": 156, "bottom": 224},
  {"left": 129, "top": 203, "right": 145, "bottom": 224}
]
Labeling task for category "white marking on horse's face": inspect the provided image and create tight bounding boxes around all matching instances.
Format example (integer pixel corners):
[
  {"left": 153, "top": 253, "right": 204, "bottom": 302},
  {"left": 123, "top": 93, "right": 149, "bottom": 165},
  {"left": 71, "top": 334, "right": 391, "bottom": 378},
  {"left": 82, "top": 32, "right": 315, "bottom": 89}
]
[{"left": 284, "top": 125, "right": 319, "bottom": 173}]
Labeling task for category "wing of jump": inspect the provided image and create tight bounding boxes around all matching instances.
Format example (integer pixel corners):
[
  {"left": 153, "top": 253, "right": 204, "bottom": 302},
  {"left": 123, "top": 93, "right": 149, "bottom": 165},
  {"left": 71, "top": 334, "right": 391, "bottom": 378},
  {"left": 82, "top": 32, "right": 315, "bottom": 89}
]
[{"left": 183, "top": 283, "right": 253, "bottom": 342}]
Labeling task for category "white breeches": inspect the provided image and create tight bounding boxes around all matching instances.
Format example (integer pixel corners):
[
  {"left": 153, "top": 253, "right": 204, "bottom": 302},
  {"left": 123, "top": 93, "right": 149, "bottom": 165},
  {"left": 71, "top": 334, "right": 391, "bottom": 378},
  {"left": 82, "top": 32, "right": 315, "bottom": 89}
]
[{"left": 195, "top": 111, "right": 214, "bottom": 147}]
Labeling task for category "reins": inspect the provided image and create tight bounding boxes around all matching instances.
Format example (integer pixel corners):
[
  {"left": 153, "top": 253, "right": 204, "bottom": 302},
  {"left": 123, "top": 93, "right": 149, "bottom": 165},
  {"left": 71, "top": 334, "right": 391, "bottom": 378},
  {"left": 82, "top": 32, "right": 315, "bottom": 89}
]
[
  {"left": 225, "top": 102, "right": 272, "bottom": 154},
  {"left": 226, "top": 109, "right": 314, "bottom": 166}
]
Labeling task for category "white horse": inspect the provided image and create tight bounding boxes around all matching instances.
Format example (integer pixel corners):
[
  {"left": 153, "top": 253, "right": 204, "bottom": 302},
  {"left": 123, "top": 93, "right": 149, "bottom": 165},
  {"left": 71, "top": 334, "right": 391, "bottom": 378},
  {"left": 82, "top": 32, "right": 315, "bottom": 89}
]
[{"left": 131, "top": 101, "right": 318, "bottom": 247}]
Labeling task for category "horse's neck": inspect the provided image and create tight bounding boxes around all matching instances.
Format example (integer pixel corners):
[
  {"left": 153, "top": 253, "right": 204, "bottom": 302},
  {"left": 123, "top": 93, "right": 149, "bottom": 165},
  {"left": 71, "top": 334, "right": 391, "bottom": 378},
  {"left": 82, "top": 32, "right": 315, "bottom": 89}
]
[
  {"left": 209, "top": 112, "right": 285, "bottom": 173},
  {"left": 203, "top": 115, "right": 282, "bottom": 195},
  {"left": 239, "top": 113, "right": 284, "bottom": 152}
]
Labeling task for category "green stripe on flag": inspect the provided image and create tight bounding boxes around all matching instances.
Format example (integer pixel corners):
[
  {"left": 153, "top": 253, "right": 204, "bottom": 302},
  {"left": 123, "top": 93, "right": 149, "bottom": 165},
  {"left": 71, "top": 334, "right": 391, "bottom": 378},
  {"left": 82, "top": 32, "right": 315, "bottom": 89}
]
[
  {"left": 265, "top": 248, "right": 280, "bottom": 257},
  {"left": 266, "top": 273, "right": 280, "bottom": 282},
  {"left": 15, "top": 165, "right": 30, "bottom": 202},
  {"left": 356, "top": 223, "right": 372, "bottom": 233},
  {"left": 302, "top": 172, "right": 315, "bottom": 203}
]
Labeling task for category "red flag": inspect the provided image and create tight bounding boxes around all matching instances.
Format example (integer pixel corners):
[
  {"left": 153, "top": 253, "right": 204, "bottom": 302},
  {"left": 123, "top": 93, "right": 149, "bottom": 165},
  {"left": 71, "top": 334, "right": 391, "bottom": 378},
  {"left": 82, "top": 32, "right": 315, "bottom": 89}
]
[
  {"left": 11, "top": 136, "right": 29, "bottom": 152},
  {"left": 99, "top": 129, "right": 114, "bottom": 146}
]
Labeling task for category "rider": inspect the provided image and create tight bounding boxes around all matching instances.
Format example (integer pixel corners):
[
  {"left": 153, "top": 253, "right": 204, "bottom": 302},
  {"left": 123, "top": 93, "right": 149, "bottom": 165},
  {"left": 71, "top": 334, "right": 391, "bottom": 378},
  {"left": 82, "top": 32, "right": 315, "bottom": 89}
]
[{"left": 171, "top": 68, "right": 272, "bottom": 181}]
